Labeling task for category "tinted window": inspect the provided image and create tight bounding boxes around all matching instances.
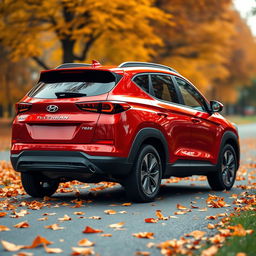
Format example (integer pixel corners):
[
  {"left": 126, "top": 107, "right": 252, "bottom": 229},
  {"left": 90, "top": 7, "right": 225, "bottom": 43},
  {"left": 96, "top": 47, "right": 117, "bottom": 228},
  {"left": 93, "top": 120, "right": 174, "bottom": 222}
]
[
  {"left": 175, "top": 77, "right": 205, "bottom": 111},
  {"left": 133, "top": 75, "right": 149, "bottom": 93},
  {"left": 29, "top": 70, "right": 117, "bottom": 99},
  {"left": 151, "top": 74, "right": 178, "bottom": 103}
]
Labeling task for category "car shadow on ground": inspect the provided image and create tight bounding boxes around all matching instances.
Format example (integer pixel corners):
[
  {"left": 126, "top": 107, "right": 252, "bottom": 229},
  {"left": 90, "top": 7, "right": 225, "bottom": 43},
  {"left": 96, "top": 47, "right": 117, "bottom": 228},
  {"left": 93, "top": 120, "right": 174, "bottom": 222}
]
[{"left": 14, "top": 183, "right": 212, "bottom": 206}]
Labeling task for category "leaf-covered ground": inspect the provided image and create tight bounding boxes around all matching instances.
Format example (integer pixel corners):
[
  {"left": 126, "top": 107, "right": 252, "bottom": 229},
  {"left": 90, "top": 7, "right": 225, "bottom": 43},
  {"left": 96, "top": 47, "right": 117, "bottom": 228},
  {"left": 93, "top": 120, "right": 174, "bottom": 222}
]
[{"left": 0, "top": 138, "right": 255, "bottom": 256}]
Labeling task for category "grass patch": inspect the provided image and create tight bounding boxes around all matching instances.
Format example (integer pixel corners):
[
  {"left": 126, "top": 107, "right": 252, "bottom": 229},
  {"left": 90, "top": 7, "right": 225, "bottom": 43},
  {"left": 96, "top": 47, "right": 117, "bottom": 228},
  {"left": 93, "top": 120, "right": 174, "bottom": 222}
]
[
  {"left": 225, "top": 115, "right": 256, "bottom": 125},
  {"left": 215, "top": 210, "right": 256, "bottom": 256}
]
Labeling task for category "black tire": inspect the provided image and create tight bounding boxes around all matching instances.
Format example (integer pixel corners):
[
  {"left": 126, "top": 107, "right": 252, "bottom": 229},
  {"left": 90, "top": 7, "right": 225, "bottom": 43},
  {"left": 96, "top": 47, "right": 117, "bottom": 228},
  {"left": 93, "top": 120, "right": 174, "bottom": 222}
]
[
  {"left": 124, "top": 144, "right": 162, "bottom": 202},
  {"left": 21, "top": 172, "right": 59, "bottom": 198},
  {"left": 207, "top": 144, "right": 237, "bottom": 191}
]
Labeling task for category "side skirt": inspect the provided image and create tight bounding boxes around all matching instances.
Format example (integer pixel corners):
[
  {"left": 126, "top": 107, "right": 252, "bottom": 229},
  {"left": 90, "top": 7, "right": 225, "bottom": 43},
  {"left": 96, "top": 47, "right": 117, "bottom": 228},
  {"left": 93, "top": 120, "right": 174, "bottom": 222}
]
[{"left": 164, "top": 160, "right": 217, "bottom": 178}]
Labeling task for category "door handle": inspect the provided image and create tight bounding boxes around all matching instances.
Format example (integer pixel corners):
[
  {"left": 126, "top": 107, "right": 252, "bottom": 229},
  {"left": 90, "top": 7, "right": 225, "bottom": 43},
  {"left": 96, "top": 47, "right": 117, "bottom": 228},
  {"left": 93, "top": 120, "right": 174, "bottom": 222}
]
[
  {"left": 191, "top": 118, "right": 201, "bottom": 124},
  {"left": 157, "top": 112, "right": 168, "bottom": 118}
]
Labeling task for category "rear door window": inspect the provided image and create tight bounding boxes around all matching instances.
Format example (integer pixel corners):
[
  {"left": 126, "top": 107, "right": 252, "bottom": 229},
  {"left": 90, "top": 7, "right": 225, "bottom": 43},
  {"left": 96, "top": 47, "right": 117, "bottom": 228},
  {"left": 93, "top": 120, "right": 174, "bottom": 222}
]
[
  {"left": 29, "top": 70, "right": 120, "bottom": 99},
  {"left": 150, "top": 74, "right": 179, "bottom": 103}
]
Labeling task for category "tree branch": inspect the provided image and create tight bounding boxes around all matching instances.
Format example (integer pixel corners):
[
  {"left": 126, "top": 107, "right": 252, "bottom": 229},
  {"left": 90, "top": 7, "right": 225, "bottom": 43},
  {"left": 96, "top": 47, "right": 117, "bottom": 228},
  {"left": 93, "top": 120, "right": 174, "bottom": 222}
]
[
  {"left": 74, "top": 32, "right": 102, "bottom": 61},
  {"left": 32, "top": 56, "right": 50, "bottom": 70}
]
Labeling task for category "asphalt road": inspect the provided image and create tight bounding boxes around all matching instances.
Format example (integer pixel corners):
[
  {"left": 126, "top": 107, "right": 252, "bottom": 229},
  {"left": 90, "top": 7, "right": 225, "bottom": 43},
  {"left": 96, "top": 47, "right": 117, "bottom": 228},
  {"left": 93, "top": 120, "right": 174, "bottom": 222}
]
[{"left": 0, "top": 123, "right": 255, "bottom": 255}]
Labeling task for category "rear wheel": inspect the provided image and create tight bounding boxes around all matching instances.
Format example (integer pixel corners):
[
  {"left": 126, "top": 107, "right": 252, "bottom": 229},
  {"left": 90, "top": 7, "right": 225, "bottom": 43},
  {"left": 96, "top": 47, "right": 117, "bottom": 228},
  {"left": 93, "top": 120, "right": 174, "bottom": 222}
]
[
  {"left": 21, "top": 172, "right": 59, "bottom": 197},
  {"left": 207, "top": 144, "right": 237, "bottom": 191},
  {"left": 124, "top": 144, "right": 162, "bottom": 202}
]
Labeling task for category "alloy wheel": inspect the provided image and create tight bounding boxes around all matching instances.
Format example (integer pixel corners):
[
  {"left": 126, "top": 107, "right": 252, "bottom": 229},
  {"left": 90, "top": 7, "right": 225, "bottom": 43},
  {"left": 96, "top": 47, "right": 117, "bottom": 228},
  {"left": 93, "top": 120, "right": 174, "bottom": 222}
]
[
  {"left": 140, "top": 153, "right": 160, "bottom": 195},
  {"left": 221, "top": 149, "right": 236, "bottom": 187}
]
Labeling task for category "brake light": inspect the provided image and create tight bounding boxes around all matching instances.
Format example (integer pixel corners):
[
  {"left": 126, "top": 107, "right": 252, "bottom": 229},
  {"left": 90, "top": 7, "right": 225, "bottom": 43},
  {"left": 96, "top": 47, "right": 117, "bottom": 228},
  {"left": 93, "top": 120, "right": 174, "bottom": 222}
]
[
  {"left": 16, "top": 102, "right": 32, "bottom": 114},
  {"left": 76, "top": 101, "right": 130, "bottom": 114}
]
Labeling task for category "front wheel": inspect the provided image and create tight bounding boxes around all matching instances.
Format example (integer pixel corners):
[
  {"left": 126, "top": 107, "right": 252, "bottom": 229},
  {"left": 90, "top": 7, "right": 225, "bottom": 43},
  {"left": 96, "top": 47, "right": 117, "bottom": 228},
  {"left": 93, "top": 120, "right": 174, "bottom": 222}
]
[
  {"left": 124, "top": 144, "right": 162, "bottom": 202},
  {"left": 207, "top": 144, "right": 237, "bottom": 191},
  {"left": 21, "top": 172, "right": 59, "bottom": 198}
]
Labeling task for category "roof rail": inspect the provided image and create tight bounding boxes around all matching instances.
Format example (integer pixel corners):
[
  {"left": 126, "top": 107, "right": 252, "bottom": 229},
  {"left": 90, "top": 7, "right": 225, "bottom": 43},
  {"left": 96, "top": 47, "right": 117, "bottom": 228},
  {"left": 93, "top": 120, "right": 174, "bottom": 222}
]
[
  {"left": 55, "top": 63, "right": 91, "bottom": 69},
  {"left": 118, "top": 61, "right": 179, "bottom": 73}
]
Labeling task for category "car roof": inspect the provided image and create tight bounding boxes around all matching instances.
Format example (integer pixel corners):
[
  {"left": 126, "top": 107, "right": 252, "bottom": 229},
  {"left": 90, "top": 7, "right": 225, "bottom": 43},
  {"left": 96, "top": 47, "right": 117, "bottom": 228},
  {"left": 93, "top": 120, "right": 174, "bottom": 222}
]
[
  {"left": 48, "top": 61, "right": 181, "bottom": 77},
  {"left": 55, "top": 61, "right": 178, "bottom": 72}
]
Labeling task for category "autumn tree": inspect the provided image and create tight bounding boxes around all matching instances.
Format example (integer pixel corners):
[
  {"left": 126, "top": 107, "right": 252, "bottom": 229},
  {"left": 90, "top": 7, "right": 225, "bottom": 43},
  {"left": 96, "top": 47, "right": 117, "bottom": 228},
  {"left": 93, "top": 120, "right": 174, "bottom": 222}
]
[
  {"left": 0, "top": 0, "right": 171, "bottom": 69},
  {"left": 0, "top": 45, "right": 32, "bottom": 117},
  {"left": 1, "top": 0, "right": 256, "bottom": 114},
  {"left": 214, "top": 10, "right": 256, "bottom": 105},
  {"left": 153, "top": 0, "right": 235, "bottom": 93}
]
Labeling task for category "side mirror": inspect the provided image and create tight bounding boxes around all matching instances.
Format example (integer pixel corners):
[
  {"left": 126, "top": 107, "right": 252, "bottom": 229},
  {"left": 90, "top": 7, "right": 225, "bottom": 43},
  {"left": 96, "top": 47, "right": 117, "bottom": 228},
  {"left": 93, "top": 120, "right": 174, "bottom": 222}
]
[{"left": 210, "top": 100, "right": 223, "bottom": 113}]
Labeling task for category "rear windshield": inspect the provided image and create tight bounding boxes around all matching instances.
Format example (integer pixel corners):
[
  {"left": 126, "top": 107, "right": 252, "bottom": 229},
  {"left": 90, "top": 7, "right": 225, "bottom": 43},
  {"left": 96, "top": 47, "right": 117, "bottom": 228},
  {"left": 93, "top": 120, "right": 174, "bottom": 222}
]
[{"left": 28, "top": 70, "right": 120, "bottom": 99}]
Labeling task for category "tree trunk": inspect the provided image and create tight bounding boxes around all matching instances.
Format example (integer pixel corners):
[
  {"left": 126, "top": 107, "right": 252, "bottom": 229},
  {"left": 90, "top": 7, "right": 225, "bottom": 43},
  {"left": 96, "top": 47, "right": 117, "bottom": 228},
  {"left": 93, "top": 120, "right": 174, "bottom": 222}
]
[{"left": 61, "top": 39, "right": 75, "bottom": 63}]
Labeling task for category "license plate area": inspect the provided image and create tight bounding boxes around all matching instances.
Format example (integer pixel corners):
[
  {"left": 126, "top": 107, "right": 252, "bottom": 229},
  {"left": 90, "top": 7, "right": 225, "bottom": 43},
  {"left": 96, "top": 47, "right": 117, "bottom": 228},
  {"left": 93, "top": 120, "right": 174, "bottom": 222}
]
[{"left": 26, "top": 124, "right": 78, "bottom": 140}]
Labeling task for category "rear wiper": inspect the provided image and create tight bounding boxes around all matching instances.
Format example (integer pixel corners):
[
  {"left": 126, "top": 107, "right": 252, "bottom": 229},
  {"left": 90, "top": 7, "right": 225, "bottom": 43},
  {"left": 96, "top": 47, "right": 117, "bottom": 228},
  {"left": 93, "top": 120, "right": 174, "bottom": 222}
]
[{"left": 55, "top": 92, "right": 87, "bottom": 98}]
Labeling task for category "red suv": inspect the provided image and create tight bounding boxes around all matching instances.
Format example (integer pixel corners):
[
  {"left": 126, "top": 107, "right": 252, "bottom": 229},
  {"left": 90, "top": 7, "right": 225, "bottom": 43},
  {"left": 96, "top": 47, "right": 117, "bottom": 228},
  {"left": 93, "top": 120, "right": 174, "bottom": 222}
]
[{"left": 11, "top": 61, "right": 240, "bottom": 202}]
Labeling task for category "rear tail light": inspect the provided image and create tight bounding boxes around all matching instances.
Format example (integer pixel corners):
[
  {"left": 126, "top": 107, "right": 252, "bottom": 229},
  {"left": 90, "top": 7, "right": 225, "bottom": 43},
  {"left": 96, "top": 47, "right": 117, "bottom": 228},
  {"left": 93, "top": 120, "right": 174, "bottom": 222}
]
[
  {"left": 16, "top": 102, "right": 32, "bottom": 114},
  {"left": 76, "top": 101, "right": 130, "bottom": 114}
]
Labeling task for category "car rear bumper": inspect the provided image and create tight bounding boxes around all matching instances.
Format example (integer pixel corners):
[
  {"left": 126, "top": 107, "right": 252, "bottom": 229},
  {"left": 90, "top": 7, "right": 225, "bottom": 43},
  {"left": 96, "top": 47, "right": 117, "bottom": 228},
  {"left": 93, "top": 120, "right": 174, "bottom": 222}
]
[{"left": 11, "top": 150, "right": 132, "bottom": 176}]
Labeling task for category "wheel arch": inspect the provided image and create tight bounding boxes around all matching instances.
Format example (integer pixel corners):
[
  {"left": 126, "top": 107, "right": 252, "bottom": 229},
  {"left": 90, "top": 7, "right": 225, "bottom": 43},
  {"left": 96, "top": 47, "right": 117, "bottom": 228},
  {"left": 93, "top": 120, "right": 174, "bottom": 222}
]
[
  {"left": 220, "top": 131, "right": 240, "bottom": 169},
  {"left": 128, "top": 128, "right": 169, "bottom": 176}
]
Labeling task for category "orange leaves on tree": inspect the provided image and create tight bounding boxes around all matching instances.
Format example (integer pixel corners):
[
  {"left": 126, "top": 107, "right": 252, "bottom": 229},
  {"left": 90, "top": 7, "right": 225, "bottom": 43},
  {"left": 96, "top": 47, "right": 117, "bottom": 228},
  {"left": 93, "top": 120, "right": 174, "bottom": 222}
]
[{"left": 82, "top": 226, "right": 103, "bottom": 234}]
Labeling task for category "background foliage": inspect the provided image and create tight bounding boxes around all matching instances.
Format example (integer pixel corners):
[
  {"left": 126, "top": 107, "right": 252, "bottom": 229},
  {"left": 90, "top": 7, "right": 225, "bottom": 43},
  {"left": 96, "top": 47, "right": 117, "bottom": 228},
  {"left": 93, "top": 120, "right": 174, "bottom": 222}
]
[{"left": 0, "top": 0, "right": 256, "bottom": 117}]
